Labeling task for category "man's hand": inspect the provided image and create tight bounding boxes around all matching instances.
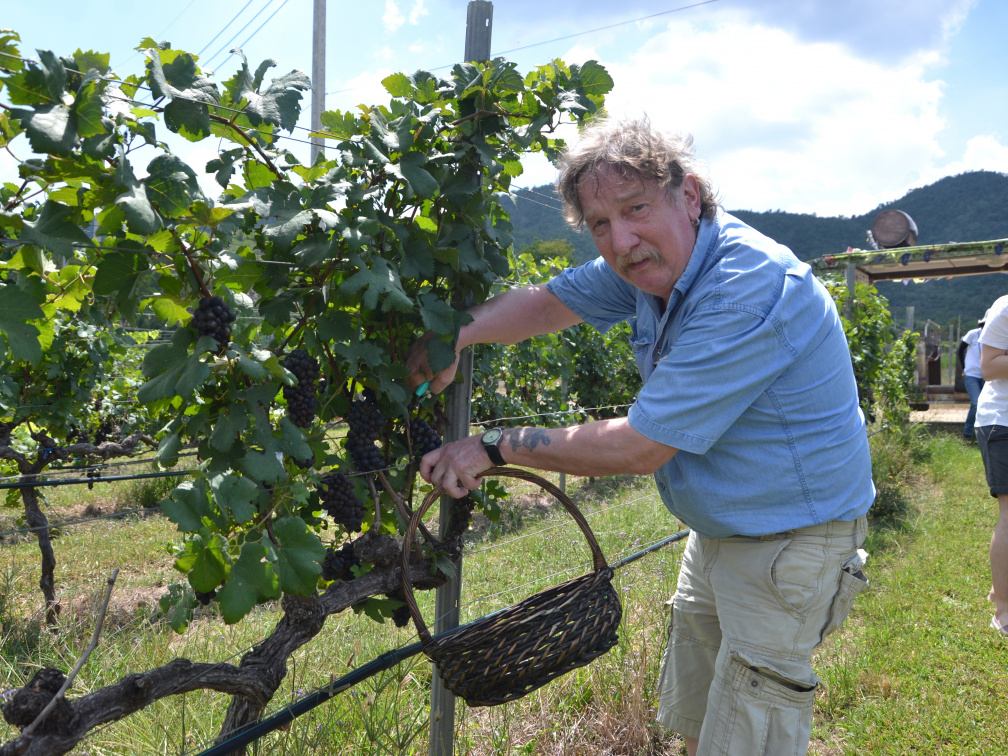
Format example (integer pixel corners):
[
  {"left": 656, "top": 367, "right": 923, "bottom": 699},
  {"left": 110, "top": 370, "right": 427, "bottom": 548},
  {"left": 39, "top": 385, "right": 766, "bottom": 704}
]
[
  {"left": 419, "top": 436, "right": 493, "bottom": 498},
  {"left": 405, "top": 332, "right": 461, "bottom": 395}
]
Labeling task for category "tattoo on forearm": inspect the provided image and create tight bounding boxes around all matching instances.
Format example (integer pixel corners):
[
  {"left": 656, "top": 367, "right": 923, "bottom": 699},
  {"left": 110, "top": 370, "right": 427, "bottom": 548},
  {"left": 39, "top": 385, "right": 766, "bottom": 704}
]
[{"left": 508, "top": 427, "right": 551, "bottom": 453}]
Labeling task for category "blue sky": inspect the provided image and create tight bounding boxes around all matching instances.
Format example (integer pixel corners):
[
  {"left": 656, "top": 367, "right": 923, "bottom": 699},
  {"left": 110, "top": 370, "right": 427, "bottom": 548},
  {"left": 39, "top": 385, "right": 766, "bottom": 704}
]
[{"left": 3, "top": 0, "right": 1007, "bottom": 219}]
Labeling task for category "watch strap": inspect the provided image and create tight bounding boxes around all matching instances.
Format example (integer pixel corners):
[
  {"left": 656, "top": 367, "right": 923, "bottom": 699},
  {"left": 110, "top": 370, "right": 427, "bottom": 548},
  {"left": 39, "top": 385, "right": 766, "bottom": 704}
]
[{"left": 483, "top": 431, "right": 506, "bottom": 466}]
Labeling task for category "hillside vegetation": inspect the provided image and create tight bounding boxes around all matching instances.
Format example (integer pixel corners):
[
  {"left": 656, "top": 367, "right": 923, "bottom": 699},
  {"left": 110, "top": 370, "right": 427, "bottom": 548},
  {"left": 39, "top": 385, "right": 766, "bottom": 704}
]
[{"left": 506, "top": 170, "right": 1008, "bottom": 327}]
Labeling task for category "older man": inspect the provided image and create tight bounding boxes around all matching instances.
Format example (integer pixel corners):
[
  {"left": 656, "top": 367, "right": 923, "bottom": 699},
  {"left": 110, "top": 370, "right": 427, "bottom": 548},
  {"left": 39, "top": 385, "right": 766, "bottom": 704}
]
[{"left": 407, "top": 116, "right": 874, "bottom": 756}]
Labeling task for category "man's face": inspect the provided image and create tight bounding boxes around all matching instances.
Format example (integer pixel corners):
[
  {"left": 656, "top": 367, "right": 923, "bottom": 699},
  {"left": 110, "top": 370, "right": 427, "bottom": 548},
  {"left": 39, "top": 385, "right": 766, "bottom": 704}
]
[{"left": 579, "top": 164, "right": 701, "bottom": 305}]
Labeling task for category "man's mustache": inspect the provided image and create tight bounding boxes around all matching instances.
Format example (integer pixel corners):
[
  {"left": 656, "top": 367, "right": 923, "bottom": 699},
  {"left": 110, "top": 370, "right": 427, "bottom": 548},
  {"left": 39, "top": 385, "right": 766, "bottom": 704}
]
[{"left": 617, "top": 247, "right": 662, "bottom": 274}]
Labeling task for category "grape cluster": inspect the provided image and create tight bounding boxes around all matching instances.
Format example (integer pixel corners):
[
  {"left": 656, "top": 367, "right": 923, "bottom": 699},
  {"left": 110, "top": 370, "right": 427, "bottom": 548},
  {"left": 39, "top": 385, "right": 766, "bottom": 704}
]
[
  {"left": 194, "top": 589, "right": 216, "bottom": 606},
  {"left": 385, "top": 589, "right": 412, "bottom": 628},
  {"left": 320, "top": 541, "right": 360, "bottom": 582},
  {"left": 346, "top": 397, "right": 385, "bottom": 472},
  {"left": 319, "top": 473, "right": 364, "bottom": 532},
  {"left": 282, "top": 349, "right": 320, "bottom": 428},
  {"left": 409, "top": 418, "right": 442, "bottom": 457},
  {"left": 191, "top": 295, "right": 236, "bottom": 352}
]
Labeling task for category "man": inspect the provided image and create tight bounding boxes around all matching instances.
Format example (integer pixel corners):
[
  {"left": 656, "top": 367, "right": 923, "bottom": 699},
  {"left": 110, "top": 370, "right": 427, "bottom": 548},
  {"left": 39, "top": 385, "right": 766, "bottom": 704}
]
[
  {"left": 407, "top": 116, "right": 874, "bottom": 755},
  {"left": 959, "top": 312, "right": 988, "bottom": 440}
]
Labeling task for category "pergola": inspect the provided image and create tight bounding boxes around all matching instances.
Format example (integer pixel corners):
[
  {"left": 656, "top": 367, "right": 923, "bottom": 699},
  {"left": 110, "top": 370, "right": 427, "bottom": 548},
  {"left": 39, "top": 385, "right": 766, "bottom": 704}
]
[{"left": 809, "top": 237, "right": 1008, "bottom": 403}]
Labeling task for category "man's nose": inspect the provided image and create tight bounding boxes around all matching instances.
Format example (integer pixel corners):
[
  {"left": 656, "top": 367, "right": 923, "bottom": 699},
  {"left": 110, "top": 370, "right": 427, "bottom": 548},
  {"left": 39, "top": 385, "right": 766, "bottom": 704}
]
[{"left": 611, "top": 220, "right": 638, "bottom": 255}]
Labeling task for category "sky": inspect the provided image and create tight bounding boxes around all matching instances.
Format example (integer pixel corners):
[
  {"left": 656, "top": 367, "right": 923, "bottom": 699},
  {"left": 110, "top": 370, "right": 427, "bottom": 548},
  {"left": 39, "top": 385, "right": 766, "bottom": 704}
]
[{"left": 3, "top": 0, "right": 1007, "bottom": 218}]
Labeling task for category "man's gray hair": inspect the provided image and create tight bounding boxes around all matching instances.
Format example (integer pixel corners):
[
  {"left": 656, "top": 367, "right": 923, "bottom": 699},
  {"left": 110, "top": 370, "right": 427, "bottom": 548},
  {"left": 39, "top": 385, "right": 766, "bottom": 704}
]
[{"left": 555, "top": 115, "right": 721, "bottom": 227}]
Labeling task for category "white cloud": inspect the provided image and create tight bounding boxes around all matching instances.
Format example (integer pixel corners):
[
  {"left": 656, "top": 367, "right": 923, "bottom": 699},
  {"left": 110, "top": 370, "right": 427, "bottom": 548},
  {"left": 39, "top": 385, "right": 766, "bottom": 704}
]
[
  {"left": 409, "top": 0, "right": 429, "bottom": 25},
  {"left": 590, "top": 20, "right": 949, "bottom": 216},
  {"left": 918, "top": 135, "right": 1008, "bottom": 184},
  {"left": 384, "top": 1, "right": 405, "bottom": 32}
]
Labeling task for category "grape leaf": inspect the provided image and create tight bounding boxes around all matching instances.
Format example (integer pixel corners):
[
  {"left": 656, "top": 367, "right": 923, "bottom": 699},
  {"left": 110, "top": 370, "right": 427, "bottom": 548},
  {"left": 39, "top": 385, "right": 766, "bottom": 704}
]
[
  {"left": 271, "top": 516, "right": 324, "bottom": 595},
  {"left": 216, "top": 541, "right": 280, "bottom": 623}
]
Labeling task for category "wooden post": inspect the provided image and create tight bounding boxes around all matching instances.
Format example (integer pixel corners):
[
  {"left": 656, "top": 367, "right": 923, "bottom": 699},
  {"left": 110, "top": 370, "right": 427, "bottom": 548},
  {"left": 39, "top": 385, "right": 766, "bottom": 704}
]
[
  {"left": 310, "top": 0, "right": 326, "bottom": 164},
  {"left": 429, "top": 5, "right": 492, "bottom": 755}
]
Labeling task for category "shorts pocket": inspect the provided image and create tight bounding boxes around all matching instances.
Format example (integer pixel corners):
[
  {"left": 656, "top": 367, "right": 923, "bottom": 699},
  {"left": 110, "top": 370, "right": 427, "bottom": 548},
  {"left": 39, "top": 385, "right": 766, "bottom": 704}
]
[{"left": 818, "top": 550, "right": 869, "bottom": 643}]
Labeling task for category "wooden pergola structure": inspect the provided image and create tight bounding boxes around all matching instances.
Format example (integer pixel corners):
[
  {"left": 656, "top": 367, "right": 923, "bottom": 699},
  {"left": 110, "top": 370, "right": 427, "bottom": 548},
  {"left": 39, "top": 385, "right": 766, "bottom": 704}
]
[{"left": 809, "top": 238, "right": 1008, "bottom": 404}]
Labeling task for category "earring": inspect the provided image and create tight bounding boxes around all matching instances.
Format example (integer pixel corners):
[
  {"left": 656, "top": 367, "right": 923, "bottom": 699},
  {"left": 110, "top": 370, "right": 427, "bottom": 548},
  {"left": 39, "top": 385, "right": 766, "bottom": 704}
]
[{"left": 691, "top": 217, "right": 700, "bottom": 231}]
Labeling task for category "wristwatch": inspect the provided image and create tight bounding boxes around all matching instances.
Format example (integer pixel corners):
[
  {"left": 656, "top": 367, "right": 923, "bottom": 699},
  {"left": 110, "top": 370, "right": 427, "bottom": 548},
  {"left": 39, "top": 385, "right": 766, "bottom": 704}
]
[{"left": 481, "top": 427, "right": 506, "bottom": 466}]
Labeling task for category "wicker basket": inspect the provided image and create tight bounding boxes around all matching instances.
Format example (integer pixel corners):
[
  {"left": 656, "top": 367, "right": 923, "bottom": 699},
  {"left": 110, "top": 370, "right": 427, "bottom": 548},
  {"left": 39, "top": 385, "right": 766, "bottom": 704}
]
[{"left": 399, "top": 467, "right": 622, "bottom": 707}]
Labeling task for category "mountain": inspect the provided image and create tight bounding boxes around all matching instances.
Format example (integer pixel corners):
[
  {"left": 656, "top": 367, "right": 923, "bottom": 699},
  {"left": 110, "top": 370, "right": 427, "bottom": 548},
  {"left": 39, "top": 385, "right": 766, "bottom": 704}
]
[{"left": 504, "top": 170, "right": 1008, "bottom": 328}]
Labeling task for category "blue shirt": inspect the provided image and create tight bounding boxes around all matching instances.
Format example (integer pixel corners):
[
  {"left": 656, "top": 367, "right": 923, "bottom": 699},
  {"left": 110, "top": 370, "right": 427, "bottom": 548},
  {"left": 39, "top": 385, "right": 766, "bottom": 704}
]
[{"left": 547, "top": 212, "right": 875, "bottom": 538}]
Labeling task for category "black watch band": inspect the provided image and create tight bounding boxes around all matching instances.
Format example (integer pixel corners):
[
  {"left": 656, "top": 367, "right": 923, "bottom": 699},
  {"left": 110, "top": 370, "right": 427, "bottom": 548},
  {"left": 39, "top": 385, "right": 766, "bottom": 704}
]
[{"left": 481, "top": 428, "right": 506, "bottom": 466}]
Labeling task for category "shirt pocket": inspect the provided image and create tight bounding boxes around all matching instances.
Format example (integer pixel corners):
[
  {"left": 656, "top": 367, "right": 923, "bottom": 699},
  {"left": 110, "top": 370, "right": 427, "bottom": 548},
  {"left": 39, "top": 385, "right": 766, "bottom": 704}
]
[{"left": 629, "top": 320, "right": 655, "bottom": 379}]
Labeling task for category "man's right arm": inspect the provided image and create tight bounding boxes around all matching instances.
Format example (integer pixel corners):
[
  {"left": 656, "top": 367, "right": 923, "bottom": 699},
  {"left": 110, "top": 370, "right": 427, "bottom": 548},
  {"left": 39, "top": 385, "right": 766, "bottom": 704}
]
[{"left": 407, "top": 285, "right": 583, "bottom": 393}]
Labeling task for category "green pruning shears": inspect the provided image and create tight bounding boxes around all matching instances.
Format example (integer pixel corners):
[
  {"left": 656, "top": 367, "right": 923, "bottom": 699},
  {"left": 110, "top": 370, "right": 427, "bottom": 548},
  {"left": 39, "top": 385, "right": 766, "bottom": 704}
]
[{"left": 408, "top": 380, "right": 431, "bottom": 413}]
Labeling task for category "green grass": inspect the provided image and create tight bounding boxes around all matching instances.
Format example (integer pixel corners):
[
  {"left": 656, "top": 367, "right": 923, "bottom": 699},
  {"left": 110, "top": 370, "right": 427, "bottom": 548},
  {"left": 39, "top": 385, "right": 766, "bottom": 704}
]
[{"left": 1, "top": 430, "right": 1005, "bottom": 754}]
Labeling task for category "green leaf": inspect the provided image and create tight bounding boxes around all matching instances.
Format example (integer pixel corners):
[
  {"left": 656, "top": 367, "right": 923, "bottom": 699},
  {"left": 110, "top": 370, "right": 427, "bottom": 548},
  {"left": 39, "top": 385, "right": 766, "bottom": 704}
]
[
  {"left": 9, "top": 103, "right": 76, "bottom": 154},
  {"left": 209, "top": 472, "right": 257, "bottom": 524},
  {"left": 244, "top": 69, "right": 311, "bottom": 132},
  {"left": 93, "top": 248, "right": 150, "bottom": 297},
  {"left": 3, "top": 49, "right": 64, "bottom": 105},
  {"left": 277, "top": 416, "right": 312, "bottom": 462},
  {"left": 162, "top": 480, "right": 212, "bottom": 532},
  {"left": 271, "top": 516, "right": 324, "bottom": 595},
  {"left": 19, "top": 201, "right": 91, "bottom": 257},
  {"left": 210, "top": 406, "right": 248, "bottom": 451},
  {"left": 175, "top": 532, "right": 230, "bottom": 591},
  {"left": 155, "top": 432, "right": 183, "bottom": 467},
  {"left": 418, "top": 293, "right": 458, "bottom": 334},
  {"left": 146, "top": 51, "right": 219, "bottom": 141},
  {"left": 574, "top": 60, "right": 614, "bottom": 98},
  {"left": 382, "top": 72, "right": 413, "bottom": 98},
  {"left": 393, "top": 152, "right": 439, "bottom": 199},
  {"left": 241, "top": 448, "right": 285, "bottom": 484},
  {"left": 217, "top": 541, "right": 280, "bottom": 623},
  {"left": 0, "top": 284, "right": 42, "bottom": 365},
  {"left": 144, "top": 153, "right": 202, "bottom": 218},
  {"left": 73, "top": 69, "right": 106, "bottom": 138},
  {"left": 175, "top": 352, "right": 212, "bottom": 396}
]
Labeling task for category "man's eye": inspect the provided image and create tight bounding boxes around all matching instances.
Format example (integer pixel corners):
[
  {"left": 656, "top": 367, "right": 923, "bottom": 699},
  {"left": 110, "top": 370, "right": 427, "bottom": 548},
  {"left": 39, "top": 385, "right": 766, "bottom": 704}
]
[{"left": 631, "top": 204, "right": 646, "bottom": 212}]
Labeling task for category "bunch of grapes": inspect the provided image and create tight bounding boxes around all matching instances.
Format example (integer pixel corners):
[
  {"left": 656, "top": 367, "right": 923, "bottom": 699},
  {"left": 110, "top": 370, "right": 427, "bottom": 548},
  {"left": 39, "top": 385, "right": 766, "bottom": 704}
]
[
  {"left": 319, "top": 473, "right": 364, "bottom": 532},
  {"left": 191, "top": 295, "right": 236, "bottom": 352},
  {"left": 320, "top": 541, "right": 360, "bottom": 582},
  {"left": 345, "top": 397, "right": 385, "bottom": 472},
  {"left": 385, "top": 589, "right": 412, "bottom": 628},
  {"left": 408, "top": 418, "right": 443, "bottom": 457},
  {"left": 194, "top": 589, "right": 217, "bottom": 606},
  {"left": 282, "top": 349, "right": 320, "bottom": 428}
]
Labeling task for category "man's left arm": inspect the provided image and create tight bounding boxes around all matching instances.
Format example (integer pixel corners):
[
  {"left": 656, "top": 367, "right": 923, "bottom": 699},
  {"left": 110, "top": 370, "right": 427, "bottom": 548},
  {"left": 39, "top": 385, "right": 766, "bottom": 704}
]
[{"left": 419, "top": 418, "right": 677, "bottom": 498}]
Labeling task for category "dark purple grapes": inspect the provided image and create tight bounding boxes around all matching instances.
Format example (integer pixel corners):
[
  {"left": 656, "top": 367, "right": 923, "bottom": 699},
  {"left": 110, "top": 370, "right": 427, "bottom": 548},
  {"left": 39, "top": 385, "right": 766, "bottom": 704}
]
[
  {"left": 409, "top": 418, "right": 442, "bottom": 457},
  {"left": 282, "top": 349, "right": 320, "bottom": 428},
  {"left": 191, "top": 295, "right": 236, "bottom": 352},
  {"left": 346, "top": 397, "right": 385, "bottom": 472},
  {"left": 321, "top": 541, "right": 360, "bottom": 582},
  {"left": 385, "top": 589, "right": 412, "bottom": 628},
  {"left": 194, "top": 589, "right": 216, "bottom": 605},
  {"left": 319, "top": 473, "right": 364, "bottom": 532}
]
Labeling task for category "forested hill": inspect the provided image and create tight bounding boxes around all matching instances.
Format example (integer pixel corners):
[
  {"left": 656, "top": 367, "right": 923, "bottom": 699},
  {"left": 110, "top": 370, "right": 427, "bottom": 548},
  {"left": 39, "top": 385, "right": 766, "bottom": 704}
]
[{"left": 504, "top": 170, "right": 1008, "bottom": 327}]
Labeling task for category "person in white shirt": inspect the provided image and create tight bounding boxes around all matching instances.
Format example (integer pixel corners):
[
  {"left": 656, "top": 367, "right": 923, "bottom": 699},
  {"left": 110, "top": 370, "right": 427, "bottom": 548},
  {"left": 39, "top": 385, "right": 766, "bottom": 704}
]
[
  {"left": 974, "top": 296, "right": 1008, "bottom": 636},
  {"left": 958, "top": 312, "right": 988, "bottom": 439}
]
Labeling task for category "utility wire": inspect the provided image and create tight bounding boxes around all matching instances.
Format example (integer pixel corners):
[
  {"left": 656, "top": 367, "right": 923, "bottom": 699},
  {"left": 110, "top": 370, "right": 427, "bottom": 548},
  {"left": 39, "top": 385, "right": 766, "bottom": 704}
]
[
  {"left": 197, "top": 0, "right": 259, "bottom": 58},
  {"left": 202, "top": 0, "right": 277, "bottom": 72}
]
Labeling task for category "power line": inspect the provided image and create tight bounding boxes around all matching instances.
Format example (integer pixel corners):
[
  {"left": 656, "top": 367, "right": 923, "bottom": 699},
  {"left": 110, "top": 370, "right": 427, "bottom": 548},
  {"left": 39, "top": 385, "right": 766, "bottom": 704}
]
[
  {"left": 197, "top": 0, "right": 259, "bottom": 58},
  {"left": 325, "top": 0, "right": 722, "bottom": 95},
  {"left": 203, "top": 0, "right": 278, "bottom": 72}
]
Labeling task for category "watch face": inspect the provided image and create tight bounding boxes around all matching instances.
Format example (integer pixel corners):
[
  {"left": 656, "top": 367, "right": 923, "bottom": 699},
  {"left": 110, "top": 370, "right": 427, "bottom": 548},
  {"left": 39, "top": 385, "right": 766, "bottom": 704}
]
[{"left": 483, "top": 428, "right": 503, "bottom": 444}]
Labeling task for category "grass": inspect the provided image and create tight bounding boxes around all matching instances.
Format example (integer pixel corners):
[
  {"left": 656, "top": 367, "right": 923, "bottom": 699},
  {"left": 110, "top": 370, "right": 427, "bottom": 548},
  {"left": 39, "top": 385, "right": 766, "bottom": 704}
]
[{"left": 1, "top": 428, "right": 1005, "bottom": 754}]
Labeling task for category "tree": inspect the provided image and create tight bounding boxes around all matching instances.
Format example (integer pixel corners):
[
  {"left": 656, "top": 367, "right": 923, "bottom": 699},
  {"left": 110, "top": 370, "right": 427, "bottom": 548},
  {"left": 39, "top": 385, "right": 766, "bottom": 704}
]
[{"left": 0, "top": 27, "right": 612, "bottom": 754}]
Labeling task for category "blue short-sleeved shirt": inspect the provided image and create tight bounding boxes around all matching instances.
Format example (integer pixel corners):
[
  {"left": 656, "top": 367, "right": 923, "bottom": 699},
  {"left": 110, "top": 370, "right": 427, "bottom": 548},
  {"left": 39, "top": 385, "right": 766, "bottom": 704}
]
[{"left": 547, "top": 211, "right": 875, "bottom": 538}]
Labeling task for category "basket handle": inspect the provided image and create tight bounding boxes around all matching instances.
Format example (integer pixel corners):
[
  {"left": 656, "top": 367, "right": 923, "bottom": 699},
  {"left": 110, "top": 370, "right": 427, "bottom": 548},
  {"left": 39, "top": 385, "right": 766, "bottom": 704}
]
[{"left": 399, "top": 466, "right": 610, "bottom": 645}]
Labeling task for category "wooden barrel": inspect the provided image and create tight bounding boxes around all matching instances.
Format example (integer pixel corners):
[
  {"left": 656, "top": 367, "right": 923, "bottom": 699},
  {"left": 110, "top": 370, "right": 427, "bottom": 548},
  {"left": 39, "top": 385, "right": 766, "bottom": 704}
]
[{"left": 871, "top": 209, "right": 918, "bottom": 248}]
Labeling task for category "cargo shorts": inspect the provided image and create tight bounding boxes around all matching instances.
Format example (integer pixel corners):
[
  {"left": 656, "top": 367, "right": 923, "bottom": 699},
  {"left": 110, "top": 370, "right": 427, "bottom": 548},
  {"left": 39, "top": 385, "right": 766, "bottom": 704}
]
[{"left": 656, "top": 516, "right": 868, "bottom": 755}]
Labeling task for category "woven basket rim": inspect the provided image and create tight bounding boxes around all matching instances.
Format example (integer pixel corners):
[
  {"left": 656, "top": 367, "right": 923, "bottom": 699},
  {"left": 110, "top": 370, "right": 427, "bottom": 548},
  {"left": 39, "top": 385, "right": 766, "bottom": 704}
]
[{"left": 399, "top": 466, "right": 610, "bottom": 647}]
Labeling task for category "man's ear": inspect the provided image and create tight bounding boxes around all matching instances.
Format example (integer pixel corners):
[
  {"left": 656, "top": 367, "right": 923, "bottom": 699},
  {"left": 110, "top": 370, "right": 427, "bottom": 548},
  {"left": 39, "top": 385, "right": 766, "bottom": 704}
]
[{"left": 681, "top": 173, "right": 701, "bottom": 216}]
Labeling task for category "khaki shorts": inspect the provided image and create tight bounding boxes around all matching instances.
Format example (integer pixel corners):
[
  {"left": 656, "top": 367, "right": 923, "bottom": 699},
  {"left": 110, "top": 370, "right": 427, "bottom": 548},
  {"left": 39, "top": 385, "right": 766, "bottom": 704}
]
[{"left": 656, "top": 517, "right": 868, "bottom": 755}]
